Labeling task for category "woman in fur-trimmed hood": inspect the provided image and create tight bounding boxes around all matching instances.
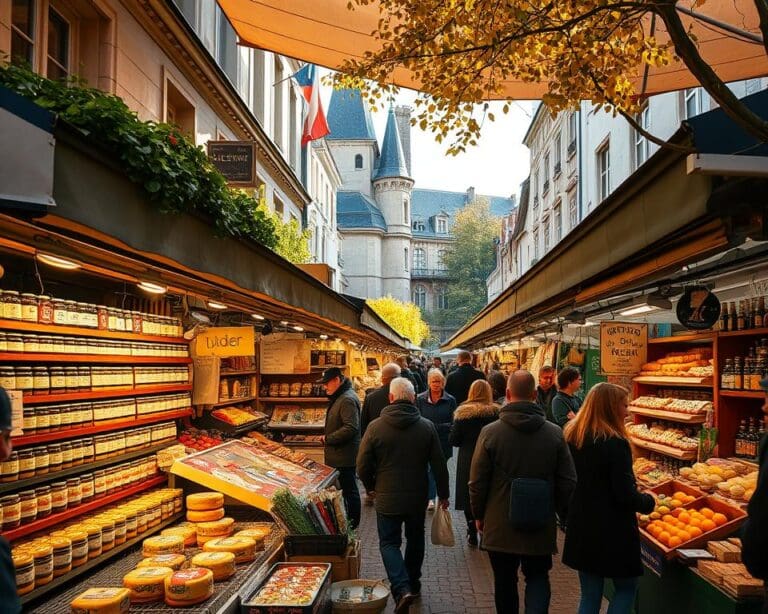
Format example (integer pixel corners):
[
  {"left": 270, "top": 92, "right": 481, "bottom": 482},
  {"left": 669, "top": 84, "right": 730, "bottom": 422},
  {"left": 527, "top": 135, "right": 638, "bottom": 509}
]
[{"left": 449, "top": 379, "right": 499, "bottom": 545}]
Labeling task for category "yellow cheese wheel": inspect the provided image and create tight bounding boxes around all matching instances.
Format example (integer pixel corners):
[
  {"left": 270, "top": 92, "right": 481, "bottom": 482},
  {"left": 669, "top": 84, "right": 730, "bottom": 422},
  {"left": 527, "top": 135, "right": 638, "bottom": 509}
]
[
  {"left": 195, "top": 517, "right": 235, "bottom": 537},
  {"left": 161, "top": 526, "right": 197, "bottom": 547},
  {"left": 136, "top": 553, "right": 187, "bottom": 571},
  {"left": 186, "top": 508, "right": 225, "bottom": 523},
  {"left": 234, "top": 529, "right": 267, "bottom": 550},
  {"left": 142, "top": 535, "right": 184, "bottom": 557},
  {"left": 186, "top": 492, "right": 224, "bottom": 511},
  {"left": 191, "top": 551, "right": 236, "bottom": 581},
  {"left": 203, "top": 536, "right": 256, "bottom": 564},
  {"left": 70, "top": 587, "right": 132, "bottom": 614},
  {"left": 164, "top": 568, "right": 214, "bottom": 605},
  {"left": 196, "top": 534, "right": 218, "bottom": 548},
  {"left": 123, "top": 567, "right": 174, "bottom": 603}
]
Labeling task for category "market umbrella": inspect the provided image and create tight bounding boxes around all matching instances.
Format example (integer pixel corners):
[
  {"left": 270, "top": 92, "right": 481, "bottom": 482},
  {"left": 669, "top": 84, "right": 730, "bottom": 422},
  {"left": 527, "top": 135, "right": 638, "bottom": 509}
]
[{"left": 219, "top": 0, "right": 768, "bottom": 98}]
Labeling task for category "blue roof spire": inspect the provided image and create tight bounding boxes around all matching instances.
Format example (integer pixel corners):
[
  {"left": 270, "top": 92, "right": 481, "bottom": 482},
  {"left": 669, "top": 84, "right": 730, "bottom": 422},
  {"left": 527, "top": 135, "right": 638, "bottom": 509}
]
[
  {"left": 326, "top": 88, "right": 377, "bottom": 141},
  {"left": 373, "top": 106, "right": 411, "bottom": 180}
]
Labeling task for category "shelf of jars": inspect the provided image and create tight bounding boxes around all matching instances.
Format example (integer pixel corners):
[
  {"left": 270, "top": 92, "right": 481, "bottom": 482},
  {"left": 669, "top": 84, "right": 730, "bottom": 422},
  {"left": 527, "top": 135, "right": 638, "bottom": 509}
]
[
  {"left": 0, "top": 353, "right": 190, "bottom": 364},
  {"left": 0, "top": 318, "right": 184, "bottom": 344},
  {"left": 19, "top": 383, "right": 192, "bottom": 405}
]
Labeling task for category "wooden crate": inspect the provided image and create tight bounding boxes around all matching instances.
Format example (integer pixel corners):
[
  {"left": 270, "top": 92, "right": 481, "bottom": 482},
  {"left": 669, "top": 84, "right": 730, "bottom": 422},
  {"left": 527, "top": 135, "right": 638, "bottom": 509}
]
[
  {"left": 707, "top": 540, "right": 742, "bottom": 563},
  {"left": 286, "top": 539, "right": 360, "bottom": 582},
  {"left": 648, "top": 479, "right": 706, "bottom": 501}
]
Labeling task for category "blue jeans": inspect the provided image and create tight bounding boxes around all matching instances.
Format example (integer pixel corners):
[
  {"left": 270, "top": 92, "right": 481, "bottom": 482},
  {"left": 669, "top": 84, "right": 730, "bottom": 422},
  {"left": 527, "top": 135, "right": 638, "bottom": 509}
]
[
  {"left": 487, "top": 550, "right": 552, "bottom": 614},
  {"left": 577, "top": 571, "right": 639, "bottom": 614},
  {"left": 427, "top": 467, "right": 436, "bottom": 501},
  {"left": 376, "top": 510, "right": 426, "bottom": 599},
  {"left": 335, "top": 467, "right": 361, "bottom": 529}
]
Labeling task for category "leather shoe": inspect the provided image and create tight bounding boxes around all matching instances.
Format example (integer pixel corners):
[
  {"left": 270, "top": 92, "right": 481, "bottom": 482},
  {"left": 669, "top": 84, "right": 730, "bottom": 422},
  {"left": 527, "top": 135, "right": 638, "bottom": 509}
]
[
  {"left": 467, "top": 530, "right": 478, "bottom": 547},
  {"left": 395, "top": 592, "right": 416, "bottom": 613}
]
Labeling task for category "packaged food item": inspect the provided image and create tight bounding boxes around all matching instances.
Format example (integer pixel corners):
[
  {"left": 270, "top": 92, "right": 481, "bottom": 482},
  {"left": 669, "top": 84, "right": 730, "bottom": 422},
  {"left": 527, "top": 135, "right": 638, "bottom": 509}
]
[
  {"left": 123, "top": 566, "right": 174, "bottom": 603},
  {"left": 70, "top": 587, "right": 131, "bottom": 614},
  {"left": 163, "top": 568, "right": 214, "bottom": 606},
  {"left": 191, "top": 551, "right": 236, "bottom": 581},
  {"left": 13, "top": 552, "right": 35, "bottom": 595}
]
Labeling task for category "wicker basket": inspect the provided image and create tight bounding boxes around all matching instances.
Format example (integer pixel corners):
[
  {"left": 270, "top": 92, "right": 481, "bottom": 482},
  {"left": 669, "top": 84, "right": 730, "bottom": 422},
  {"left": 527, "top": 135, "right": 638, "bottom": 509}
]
[{"left": 331, "top": 580, "right": 389, "bottom": 613}]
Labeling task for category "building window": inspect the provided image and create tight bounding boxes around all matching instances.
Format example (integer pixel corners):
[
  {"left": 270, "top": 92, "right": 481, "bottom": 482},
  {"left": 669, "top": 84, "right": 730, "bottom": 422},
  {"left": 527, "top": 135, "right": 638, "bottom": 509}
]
[
  {"left": 634, "top": 105, "right": 650, "bottom": 169},
  {"left": 568, "top": 112, "right": 577, "bottom": 153},
  {"left": 403, "top": 199, "right": 409, "bottom": 225},
  {"left": 437, "top": 249, "right": 448, "bottom": 270},
  {"left": 543, "top": 216, "right": 551, "bottom": 252},
  {"left": 543, "top": 153, "right": 550, "bottom": 193},
  {"left": 11, "top": 0, "right": 36, "bottom": 66},
  {"left": 412, "top": 219, "right": 425, "bottom": 232},
  {"left": 553, "top": 201, "right": 562, "bottom": 242},
  {"left": 683, "top": 88, "right": 701, "bottom": 119},
  {"left": 413, "top": 248, "right": 426, "bottom": 270},
  {"left": 533, "top": 228, "right": 540, "bottom": 260},
  {"left": 413, "top": 285, "right": 426, "bottom": 309},
  {"left": 273, "top": 59, "right": 284, "bottom": 149},
  {"left": 437, "top": 217, "right": 447, "bottom": 233},
  {"left": 568, "top": 191, "right": 578, "bottom": 229},
  {"left": 252, "top": 50, "right": 266, "bottom": 125},
  {"left": 274, "top": 194, "right": 285, "bottom": 218},
  {"left": 165, "top": 78, "right": 196, "bottom": 137},
  {"left": 436, "top": 287, "right": 448, "bottom": 310},
  {"left": 597, "top": 142, "right": 610, "bottom": 202},
  {"left": 354, "top": 154, "right": 363, "bottom": 169},
  {"left": 46, "top": 8, "right": 70, "bottom": 80},
  {"left": 554, "top": 133, "right": 562, "bottom": 175},
  {"left": 404, "top": 247, "right": 409, "bottom": 271}
]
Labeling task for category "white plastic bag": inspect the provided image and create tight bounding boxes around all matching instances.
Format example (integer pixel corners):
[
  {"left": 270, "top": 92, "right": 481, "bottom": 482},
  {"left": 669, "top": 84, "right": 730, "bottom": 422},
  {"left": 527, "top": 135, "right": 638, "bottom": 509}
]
[{"left": 430, "top": 505, "right": 455, "bottom": 547}]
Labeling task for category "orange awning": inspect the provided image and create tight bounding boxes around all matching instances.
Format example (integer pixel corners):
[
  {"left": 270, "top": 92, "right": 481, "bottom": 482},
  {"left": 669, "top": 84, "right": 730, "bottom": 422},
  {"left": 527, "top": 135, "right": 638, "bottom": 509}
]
[{"left": 220, "top": 1, "right": 768, "bottom": 99}]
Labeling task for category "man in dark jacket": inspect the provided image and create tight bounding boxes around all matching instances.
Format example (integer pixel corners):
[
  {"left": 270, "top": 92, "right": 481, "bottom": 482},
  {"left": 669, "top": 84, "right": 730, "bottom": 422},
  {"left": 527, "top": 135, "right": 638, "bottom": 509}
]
[
  {"left": 361, "top": 362, "right": 401, "bottom": 435},
  {"left": 552, "top": 366, "right": 583, "bottom": 428},
  {"left": 743, "top": 378, "right": 768, "bottom": 613},
  {"left": 396, "top": 357, "right": 420, "bottom": 393},
  {"left": 319, "top": 367, "right": 361, "bottom": 529},
  {"left": 469, "top": 370, "right": 576, "bottom": 614},
  {"left": 445, "top": 350, "right": 485, "bottom": 405},
  {"left": 536, "top": 366, "right": 558, "bottom": 423},
  {"left": 357, "top": 377, "right": 449, "bottom": 613},
  {"left": 0, "top": 388, "right": 21, "bottom": 613}
]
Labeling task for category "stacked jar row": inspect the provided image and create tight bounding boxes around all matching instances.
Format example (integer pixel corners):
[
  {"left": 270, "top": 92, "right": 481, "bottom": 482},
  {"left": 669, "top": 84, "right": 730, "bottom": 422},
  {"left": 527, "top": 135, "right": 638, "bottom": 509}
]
[
  {"left": 0, "top": 291, "right": 182, "bottom": 337},
  {"left": 0, "top": 333, "right": 187, "bottom": 357},
  {"left": 0, "top": 454, "right": 159, "bottom": 530},
  {"left": 11, "top": 487, "right": 183, "bottom": 595}
]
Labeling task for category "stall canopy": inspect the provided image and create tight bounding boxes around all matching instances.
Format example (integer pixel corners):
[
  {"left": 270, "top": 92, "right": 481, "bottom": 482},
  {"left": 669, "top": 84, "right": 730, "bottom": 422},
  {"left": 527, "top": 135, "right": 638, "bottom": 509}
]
[
  {"left": 219, "top": 0, "right": 767, "bottom": 98},
  {"left": 442, "top": 90, "right": 768, "bottom": 351}
]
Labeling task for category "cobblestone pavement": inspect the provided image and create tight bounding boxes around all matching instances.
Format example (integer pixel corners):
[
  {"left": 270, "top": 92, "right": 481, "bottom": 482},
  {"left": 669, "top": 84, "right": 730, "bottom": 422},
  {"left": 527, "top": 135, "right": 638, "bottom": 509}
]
[{"left": 356, "top": 461, "right": 590, "bottom": 613}]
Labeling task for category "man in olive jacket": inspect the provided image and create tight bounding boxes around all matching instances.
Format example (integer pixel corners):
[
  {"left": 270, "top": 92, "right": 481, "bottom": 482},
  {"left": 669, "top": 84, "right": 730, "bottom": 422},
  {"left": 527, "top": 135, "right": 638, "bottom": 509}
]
[
  {"left": 357, "top": 377, "right": 449, "bottom": 613},
  {"left": 469, "top": 370, "right": 576, "bottom": 614},
  {"left": 319, "top": 367, "right": 361, "bottom": 529}
]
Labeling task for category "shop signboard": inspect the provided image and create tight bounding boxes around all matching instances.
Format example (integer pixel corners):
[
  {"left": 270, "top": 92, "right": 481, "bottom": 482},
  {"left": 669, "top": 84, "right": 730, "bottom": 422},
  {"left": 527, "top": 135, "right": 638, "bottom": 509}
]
[
  {"left": 260, "top": 334, "right": 311, "bottom": 374},
  {"left": 193, "top": 326, "right": 255, "bottom": 357},
  {"left": 600, "top": 322, "right": 648, "bottom": 375},
  {"left": 206, "top": 140, "right": 257, "bottom": 186},
  {"left": 676, "top": 286, "right": 721, "bottom": 330}
]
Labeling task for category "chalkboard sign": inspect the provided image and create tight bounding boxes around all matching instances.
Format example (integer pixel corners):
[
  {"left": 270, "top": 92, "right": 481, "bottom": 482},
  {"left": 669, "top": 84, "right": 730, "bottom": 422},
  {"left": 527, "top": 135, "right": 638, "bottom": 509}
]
[{"left": 207, "top": 141, "right": 256, "bottom": 186}]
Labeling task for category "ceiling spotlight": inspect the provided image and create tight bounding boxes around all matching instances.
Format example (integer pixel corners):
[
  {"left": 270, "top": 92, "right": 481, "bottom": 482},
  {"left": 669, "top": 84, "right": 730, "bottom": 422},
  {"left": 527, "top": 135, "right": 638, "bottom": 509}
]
[
  {"left": 36, "top": 252, "right": 81, "bottom": 270},
  {"left": 207, "top": 301, "right": 227, "bottom": 310},
  {"left": 348, "top": 340, "right": 358, "bottom": 346},
  {"left": 319, "top": 334, "right": 328, "bottom": 340},
  {"left": 280, "top": 320, "right": 289, "bottom": 326},
  {"left": 251, "top": 314, "right": 265, "bottom": 321},
  {"left": 618, "top": 294, "right": 672, "bottom": 317},
  {"left": 137, "top": 281, "right": 167, "bottom": 294},
  {"left": 292, "top": 325, "right": 304, "bottom": 332}
]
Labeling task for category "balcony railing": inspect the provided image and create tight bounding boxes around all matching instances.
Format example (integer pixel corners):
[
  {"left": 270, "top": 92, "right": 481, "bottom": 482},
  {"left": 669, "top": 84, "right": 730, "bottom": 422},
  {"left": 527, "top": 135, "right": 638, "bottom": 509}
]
[{"left": 411, "top": 268, "right": 451, "bottom": 279}]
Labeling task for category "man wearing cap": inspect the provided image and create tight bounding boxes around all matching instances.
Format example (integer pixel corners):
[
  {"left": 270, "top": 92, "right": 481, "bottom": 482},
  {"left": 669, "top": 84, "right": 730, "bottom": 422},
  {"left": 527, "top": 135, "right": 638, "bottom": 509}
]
[
  {"left": 318, "top": 367, "right": 362, "bottom": 529},
  {"left": 743, "top": 377, "right": 768, "bottom": 612},
  {"left": 0, "top": 388, "right": 20, "bottom": 613}
]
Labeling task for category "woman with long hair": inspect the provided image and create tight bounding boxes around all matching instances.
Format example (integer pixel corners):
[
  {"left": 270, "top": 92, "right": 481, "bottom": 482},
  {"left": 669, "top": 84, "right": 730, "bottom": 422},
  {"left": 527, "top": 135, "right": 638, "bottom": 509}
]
[
  {"left": 562, "top": 383, "right": 655, "bottom": 614},
  {"left": 449, "top": 379, "right": 499, "bottom": 546}
]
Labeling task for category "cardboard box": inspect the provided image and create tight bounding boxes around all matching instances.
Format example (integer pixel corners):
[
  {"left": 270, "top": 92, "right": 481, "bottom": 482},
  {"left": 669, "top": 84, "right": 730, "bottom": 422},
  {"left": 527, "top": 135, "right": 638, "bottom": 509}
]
[{"left": 286, "top": 540, "right": 361, "bottom": 582}]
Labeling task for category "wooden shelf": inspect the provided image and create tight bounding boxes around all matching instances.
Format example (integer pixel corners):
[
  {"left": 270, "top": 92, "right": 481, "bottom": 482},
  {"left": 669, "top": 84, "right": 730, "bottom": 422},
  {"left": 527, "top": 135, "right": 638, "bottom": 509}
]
[
  {"left": 634, "top": 375, "right": 713, "bottom": 388},
  {"left": 21, "top": 383, "right": 192, "bottom": 405},
  {"left": 20, "top": 512, "right": 183, "bottom": 606},
  {"left": 630, "top": 437, "right": 697, "bottom": 460},
  {"left": 207, "top": 396, "right": 258, "bottom": 408},
  {"left": 268, "top": 422, "right": 325, "bottom": 431},
  {"left": 0, "top": 352, "right": 191, "bottom": 364},
  {"left": 13, "top": 408, "right": 193, "bottom": 447},
  {"left": 1, "top": 475, "right": 167, "bottom": 542},
  {"left": 630, "top": 406, "right": 707, "bottom": 424},
  {"left": 0, "top": 318, "right": 186, "bottom": 344},
  {"left": 648, "top": 332, "right": 715, "bottom": 344},
  {"left": 220, "top": 369, "right": 259, "bottom": 376},
  {"left": 309, "top": 364, "right": 348, "bottom": 370},
  {"left": 719, "top": 327, "right": 768, "bottom": 338},
  {"left": 0, "top": 442, "right": 173, "bottom": 495},
  {"left": 258, "top": 397, "right": 327, "bottom": 403},
  {"left": 720, "top": 390, "right": 765, "bottom": 399}
]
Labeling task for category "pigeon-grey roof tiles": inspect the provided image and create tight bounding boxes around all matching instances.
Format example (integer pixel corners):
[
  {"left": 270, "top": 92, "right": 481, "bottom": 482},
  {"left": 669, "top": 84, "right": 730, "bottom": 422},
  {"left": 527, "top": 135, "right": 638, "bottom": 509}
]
[
  {"left": 337, "top": 191, "right": 388, "bottom": 231},
  {"left": 326, "top": 88, "right": 377, "bottom": 141}
]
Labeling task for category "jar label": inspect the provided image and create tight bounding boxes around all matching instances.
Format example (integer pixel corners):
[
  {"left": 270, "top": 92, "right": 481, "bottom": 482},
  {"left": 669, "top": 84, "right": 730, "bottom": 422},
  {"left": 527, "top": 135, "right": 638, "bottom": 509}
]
[{"left": 15, "top": 567, "right": 34, "bottom": 586}]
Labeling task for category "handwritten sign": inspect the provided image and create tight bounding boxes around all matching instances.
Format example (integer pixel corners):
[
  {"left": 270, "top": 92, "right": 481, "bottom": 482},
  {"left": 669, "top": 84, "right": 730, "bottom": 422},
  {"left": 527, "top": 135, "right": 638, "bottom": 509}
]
[
  {"left": 206, "top": 141, "right": 256, "bottom": 186},
  {"left": 600, "top": 322, "right": 647, "bottom": 375},
  {"left": 193, "top": 326, "right": 255, "bottom": 358},
  {"left": 260, "top": 334, "right": 311, "bottom": 374}
]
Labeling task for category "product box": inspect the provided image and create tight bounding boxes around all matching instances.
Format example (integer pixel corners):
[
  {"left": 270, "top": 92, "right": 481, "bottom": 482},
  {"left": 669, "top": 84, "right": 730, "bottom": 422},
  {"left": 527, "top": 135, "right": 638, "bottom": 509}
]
[
  {"left": 287, "top": 540, "right": 361, "bottom": 582},
  {"left": 241, "top": 563, "right": 332, "bottom": 614}
]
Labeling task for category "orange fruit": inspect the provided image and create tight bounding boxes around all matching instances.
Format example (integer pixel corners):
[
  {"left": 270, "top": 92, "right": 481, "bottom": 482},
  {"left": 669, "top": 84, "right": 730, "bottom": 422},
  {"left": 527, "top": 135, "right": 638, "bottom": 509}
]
[
  {"left": 670, "top": 499, "right": 683, "bottom": 508},
  {"left": 712, "top": 513, "right": 728, "bottom": 526},
  {"left": 662, "top": 514, "right": 675, "bottom": 523},
  {"left": 684, "top": 495, "right": 696, "bottom": 504},
  {"left": 688, "top": 526, "right": 703, "bottom": 538},
  {"left": 689, "top": 518, "right": 702, "bottom": 528},
  {"left": 659, "top": 531, "right": 671, "bottom": 545},
  {"left": 669, "top": 536, "right": 682, "bottom": 548},
  {"left": 678, "top": 512, "right": 691, "bottom": 524},
  {"left": 701, "top": 519, "right": 716, "bottom": 532},
  {"left": 701, "top": 508, "right": 714, "bottom": 519},
  {"left": 678, "top": 530, "right": 692, "bottom": 542},
  {"left": 673, "top": 492, "right": 687, "bottom": 500}
]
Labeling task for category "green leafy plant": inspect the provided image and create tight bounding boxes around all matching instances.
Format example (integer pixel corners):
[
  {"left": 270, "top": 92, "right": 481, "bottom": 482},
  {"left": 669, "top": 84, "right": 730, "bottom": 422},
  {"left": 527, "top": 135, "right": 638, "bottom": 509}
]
[{"left": 0, "top": 63, "right": 278, "bottom": 250}]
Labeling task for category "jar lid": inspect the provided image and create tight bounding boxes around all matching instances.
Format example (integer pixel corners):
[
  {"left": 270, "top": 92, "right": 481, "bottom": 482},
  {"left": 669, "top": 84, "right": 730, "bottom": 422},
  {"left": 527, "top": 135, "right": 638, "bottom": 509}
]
[
  {"left": 35, "top": 486, "right": 50, "bottom": 493},
  {"left": 39, "top": 295, "right": 51, "bottom": 300},
  {"left": 12, "top": 552, "right": 33, "bottom": 567},
  {"left": 18, "top": 490, "right": 35, "bottom": 498},
  {"left": 4, "top": 290, "right": 19, "bottom": 296},
  {"left": 64, "top": 530, "right": 87, "bottom": 541},
  {"left": 50, "top": 481, "right": 67, "bottom": 488},
  {"left": 20, "top": 293, "right": 36, "bottom": 298},
  {"left": 31, "top": 543, "right": 53, "bottom": 557},
  {"left": 1, "top": 494, "right": 20, "bottom": 503}
]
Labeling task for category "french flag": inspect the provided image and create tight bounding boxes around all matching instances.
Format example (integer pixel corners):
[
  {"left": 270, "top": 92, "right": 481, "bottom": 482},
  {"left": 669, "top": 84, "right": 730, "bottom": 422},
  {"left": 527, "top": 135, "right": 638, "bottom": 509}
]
[{"left": 293, "top": 64, "right": 330, "bottom": 146}]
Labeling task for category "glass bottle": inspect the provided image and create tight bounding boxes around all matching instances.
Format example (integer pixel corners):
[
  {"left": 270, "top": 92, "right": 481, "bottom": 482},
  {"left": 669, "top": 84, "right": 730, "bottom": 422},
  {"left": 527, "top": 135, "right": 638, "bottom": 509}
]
[
  {"left": 737, "top": 301, "right": 746, "bottom": 331},
  {"left": 734, "top": 357, "right": 744, "bottom": 390},
  {"left": 720, "top": 302, "right": 730, "bottom": 332},
  {"left": 735, "top": 420, "right": 747, "bottom": 457}
]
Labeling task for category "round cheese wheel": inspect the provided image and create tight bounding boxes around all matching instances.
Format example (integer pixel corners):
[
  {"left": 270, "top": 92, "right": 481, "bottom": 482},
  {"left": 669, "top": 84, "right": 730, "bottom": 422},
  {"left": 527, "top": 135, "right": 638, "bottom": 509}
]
[
  {"left": 191, "top": 551, "right": 236, "bottom": 581},
  {"left": 70, "top": 587, "right": 132, "bottom": 614},
  {"left": 136, "top": 553, "right": 187, "bottom": 571},
  {"left": 234, "top": 529, "right": 267, "bottom": 550},
  {"left": 161, "top": 526, "right": 197, "bottom": 547},
  {"left": 195, "top": 517, "right": 235, "bottom": 537},
  {"left": 123, "top": 566, "right": 174, "bottom": 603},
  {"left": 203, "top": 536, "right": 256, "bottom": 564},
  {"left": 186, "top": 492, "right": 224, "bottom": 511},
  {"left": 164, "top": 568, "right": 214, "bottom": 605},
  {"left": 186, "top": 508, "right": 225, "bottom": 523},
  {"left": 142, "top": 535, "right": 184, "bottom": 557}
]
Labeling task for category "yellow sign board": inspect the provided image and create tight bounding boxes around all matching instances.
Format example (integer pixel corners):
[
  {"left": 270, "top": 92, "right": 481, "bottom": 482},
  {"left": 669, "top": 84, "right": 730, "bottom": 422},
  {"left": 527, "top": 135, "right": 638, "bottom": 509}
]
[
  {"left": 193, "top": 326, "right": 255, "bottom": 357},
  {"left": 600, "top": 322, "right": 648, "bottom": 375}
]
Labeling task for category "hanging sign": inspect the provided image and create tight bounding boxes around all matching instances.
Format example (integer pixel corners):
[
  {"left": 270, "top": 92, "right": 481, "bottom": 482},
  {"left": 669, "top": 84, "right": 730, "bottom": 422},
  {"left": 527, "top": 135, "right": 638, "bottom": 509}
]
[
  {"left": 676, "top": 286, "right": 721, "bottom": 330},
  {"left": 600, "top": 322, "right": 648, "bottom": 375},
  {"left": 206, "top": 141, "right": 257, "bottom": 186},
  {"left": 193, "top": 326, "right": 255, "bottom": 358}
]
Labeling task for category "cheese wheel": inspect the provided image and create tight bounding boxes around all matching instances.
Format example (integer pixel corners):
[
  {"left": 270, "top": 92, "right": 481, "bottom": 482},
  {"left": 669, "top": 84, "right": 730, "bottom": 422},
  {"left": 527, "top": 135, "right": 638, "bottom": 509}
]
[
  {"left": 161, "top": 526, "right": 197, "bottom": 547},
  {"left": 186, "top": 508, "right": 225, "bottom": 523},
  {"left": 164, "top": 568, "right": 214, "bottom": 605},
  {"left": 191, "top": 551, "right": 236, "bottom": 581},
  {"left": 70, "top": 587, "right": 131, "bottom": 614},
  {"left": 186, "top": 492, "right": 224, "bottom": 511},
  {"left": 234, "top": 529, "right": 267, "bottom": 550},
  {"left": 203, "top": 536, "right": 256, "bottom": 564},
  {"left": 196, "top": 534, "right": 218, "bottom": 548},
  {"left": 195, "top": 517, "right": 235, "bottom": 537},
  {"left": 123, "top": 567, "right": 174, "bottom": 603},
  {"left": 136, "top": 553, "right": 187, "bottom": 571},
  {"left": 142, "top": 535, "right": 184, "bottom": 557}
]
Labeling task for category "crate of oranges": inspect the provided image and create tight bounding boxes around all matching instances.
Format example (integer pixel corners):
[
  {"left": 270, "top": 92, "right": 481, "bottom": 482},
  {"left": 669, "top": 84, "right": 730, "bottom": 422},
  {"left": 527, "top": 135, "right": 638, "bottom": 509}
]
[{"left": 638, "top": 493, "right": 747, "bottom": 559}]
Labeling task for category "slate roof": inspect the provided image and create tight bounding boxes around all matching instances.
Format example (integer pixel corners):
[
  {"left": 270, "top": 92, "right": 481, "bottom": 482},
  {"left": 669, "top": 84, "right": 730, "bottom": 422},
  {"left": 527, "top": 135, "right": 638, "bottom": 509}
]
[
  {"left": 326, "top": 88, "right": 377, "bottom": 141},
  {"left": 411, "top": 188, "right": 516, "bottom": 238},
  {"left": 337, "top": 191, "right": 387, "bottom": 231},
  {"left": 373, "top": 107, "right": 410, "bottom": 180}
]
